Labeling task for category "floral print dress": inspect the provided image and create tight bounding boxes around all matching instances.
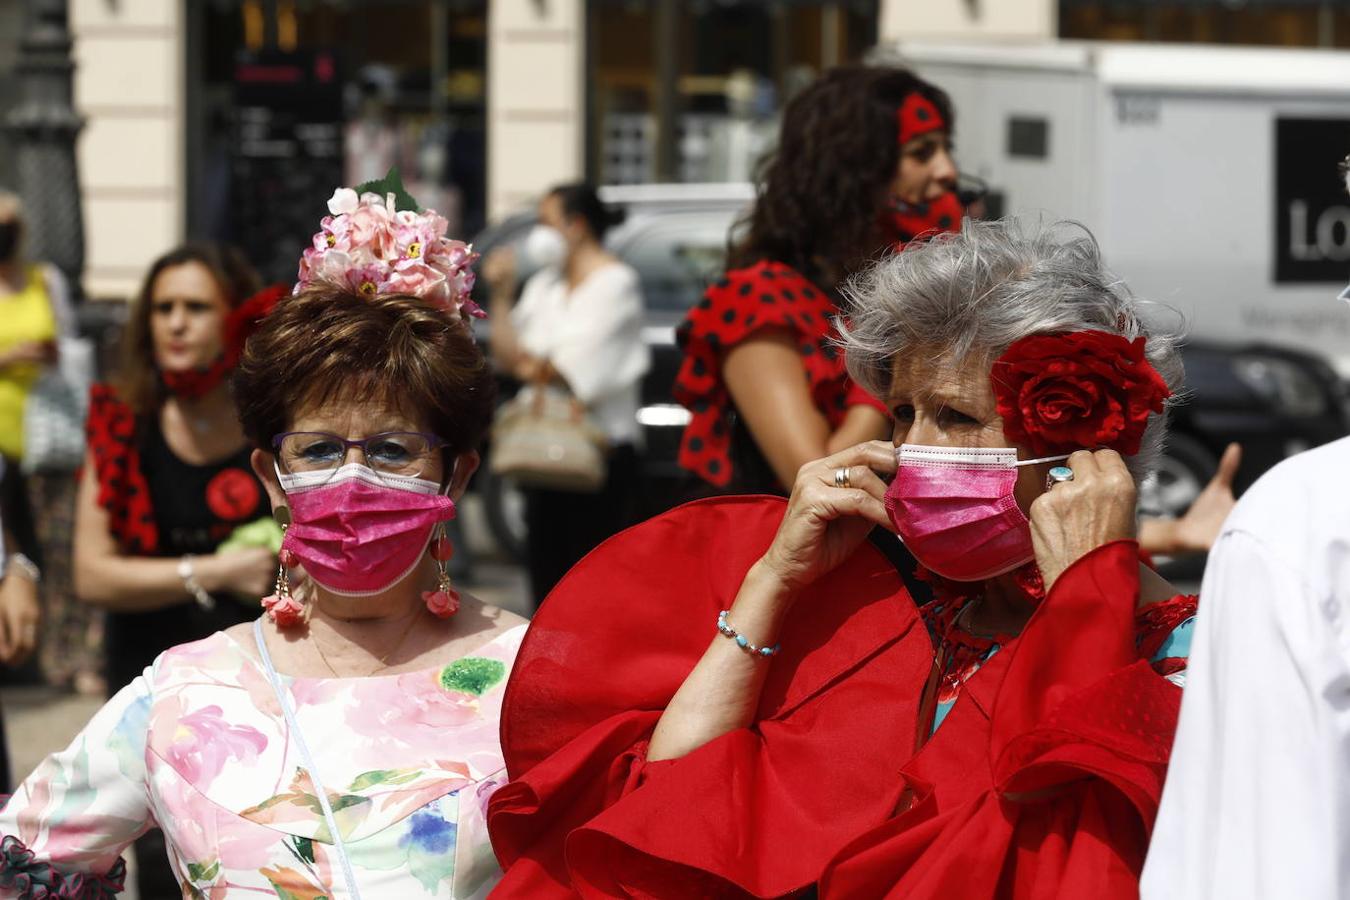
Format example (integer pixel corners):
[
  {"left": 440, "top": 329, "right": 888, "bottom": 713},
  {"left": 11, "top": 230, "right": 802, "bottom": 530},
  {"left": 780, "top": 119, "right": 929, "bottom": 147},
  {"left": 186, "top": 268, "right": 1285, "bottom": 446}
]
[{"left": 0, "top": 624, "right": 526, "bottom": 899}]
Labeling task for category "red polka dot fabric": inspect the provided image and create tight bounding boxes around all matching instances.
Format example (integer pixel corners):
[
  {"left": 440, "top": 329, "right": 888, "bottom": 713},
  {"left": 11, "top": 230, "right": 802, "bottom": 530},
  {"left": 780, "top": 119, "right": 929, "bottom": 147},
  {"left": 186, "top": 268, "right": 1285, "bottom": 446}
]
[
  {"left": 674, "top": 261, "right": 886, "bottom": 487},
  {"left": 897, "top": 92, "right": 946, "bottom": 146},
  {"left": 86, "top": 383, "right": 159, "bottom": 554}
]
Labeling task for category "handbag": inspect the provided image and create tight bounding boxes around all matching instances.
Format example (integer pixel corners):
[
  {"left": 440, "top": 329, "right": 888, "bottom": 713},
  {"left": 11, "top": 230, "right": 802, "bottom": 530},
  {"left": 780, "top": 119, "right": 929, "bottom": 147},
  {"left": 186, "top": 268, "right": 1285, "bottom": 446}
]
[
  {"left": 490, "top": 383, "right": 608, "bottom": 492},
  {"left": 22, "top": 337, "right": 94, "bottom": 475}
]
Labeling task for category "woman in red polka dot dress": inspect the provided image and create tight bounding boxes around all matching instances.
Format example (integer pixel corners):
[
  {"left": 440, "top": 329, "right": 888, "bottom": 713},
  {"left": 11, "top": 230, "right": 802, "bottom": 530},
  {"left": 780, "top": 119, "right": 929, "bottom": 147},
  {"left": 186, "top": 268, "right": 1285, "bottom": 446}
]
[
  {"left": 675, "top": 66, "right": 964, "bottom": 494},
  {"left": 70, "top": 244, "right": 283, "bottom": 898}
]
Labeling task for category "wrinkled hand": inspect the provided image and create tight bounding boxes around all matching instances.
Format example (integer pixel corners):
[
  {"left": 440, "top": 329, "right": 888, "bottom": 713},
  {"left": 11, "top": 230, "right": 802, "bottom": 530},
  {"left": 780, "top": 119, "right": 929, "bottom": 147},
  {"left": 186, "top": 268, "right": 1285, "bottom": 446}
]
[
  {"left": 1172, "top": 442, "right": 1241, "bottom": 554},
  {"left": 482, "top": 246, "right": 518, "bottom": 293},
  {"left": 759, "top": 441, "right": 897, "bottom": 594},
  {"left": 1029, "top": 449, "right": 1138, "bottom": 591},
  {"left": 0, "top": 572, "right": 40, "bottom": 667}
]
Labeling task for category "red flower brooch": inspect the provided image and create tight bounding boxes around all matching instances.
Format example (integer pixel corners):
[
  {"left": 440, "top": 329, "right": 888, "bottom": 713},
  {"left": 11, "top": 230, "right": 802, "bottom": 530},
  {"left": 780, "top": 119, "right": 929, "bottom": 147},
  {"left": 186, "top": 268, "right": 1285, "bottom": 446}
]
[{"left": 991, "top": 330, "right": 1171, "bottom": 457}]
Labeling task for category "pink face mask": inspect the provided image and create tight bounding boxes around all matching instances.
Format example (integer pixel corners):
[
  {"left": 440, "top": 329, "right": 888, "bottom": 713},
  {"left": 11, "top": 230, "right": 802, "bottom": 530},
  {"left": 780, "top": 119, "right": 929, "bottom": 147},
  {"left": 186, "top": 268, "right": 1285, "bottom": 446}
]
[
  {"left": 884, "top": 443, "right": 1069, "bottom": 582},
  {"left": 277, "top": 463, "right": 456, "bottom": 596}
]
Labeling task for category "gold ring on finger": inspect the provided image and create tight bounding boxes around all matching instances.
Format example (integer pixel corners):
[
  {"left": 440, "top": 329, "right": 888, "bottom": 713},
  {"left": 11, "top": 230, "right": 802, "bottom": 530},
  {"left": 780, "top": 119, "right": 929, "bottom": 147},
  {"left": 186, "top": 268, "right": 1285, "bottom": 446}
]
[{"left": 834, "top": 466, "right": 852, "bottom": 489}]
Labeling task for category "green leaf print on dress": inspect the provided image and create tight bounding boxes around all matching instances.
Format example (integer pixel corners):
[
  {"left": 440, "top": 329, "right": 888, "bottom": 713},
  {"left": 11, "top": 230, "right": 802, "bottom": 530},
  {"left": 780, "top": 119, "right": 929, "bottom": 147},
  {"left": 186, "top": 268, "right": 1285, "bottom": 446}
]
[
  {"left": 439, "top": 658, "right": 506, "bottom": 696},
  {"left": 348, "top": 768, "right": 423, "bottom": 792}
]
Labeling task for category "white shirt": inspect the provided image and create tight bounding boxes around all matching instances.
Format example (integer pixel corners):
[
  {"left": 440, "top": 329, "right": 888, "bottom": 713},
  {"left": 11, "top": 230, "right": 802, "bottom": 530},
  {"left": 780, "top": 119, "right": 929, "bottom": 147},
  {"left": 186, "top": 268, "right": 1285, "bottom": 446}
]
[
  {"left": 1141, "top": 436, "right": 1350, "bottom": 900},
  {"left": 511, "top": 263, "right": 650, "bottom": 446}
]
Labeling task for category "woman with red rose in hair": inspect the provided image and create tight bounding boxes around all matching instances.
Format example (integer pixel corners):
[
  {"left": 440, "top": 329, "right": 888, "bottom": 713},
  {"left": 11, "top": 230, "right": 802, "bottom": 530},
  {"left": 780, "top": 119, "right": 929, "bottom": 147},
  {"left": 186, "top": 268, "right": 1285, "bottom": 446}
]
[
  {"left": 488, "top": 219, "right": 1198, "bottom": 898},
  {"left": 674, "top": 65, "right": 963, "bottom": 496},
  {"left": 70, "top": 244, "right": 283, "bottom": 899}
]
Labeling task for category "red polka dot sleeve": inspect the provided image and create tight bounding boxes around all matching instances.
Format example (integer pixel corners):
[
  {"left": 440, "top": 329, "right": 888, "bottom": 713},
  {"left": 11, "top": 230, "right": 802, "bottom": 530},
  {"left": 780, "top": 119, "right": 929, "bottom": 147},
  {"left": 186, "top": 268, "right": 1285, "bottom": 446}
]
[
  {"left": 86, "top": 383, "right": 158, "bottom": 555},
  {"left": 673, "top": 261, "right": 880, "bottom": 487}
]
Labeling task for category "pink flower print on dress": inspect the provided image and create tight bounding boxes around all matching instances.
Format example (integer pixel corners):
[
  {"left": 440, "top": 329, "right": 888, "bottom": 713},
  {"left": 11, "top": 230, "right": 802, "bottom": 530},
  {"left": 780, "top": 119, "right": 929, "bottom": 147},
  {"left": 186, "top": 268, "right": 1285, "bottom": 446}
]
[
  {"left": 342, "top": 671, "right": 480, "bottom": 765},
  {"left": 163, "top": 704, "right": 268, "bottom": 787}
]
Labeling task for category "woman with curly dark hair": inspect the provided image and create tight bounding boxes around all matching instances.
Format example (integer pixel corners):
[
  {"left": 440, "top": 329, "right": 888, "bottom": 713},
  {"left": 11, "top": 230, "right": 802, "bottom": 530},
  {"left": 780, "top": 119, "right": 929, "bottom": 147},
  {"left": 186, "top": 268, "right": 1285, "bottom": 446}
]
[{"left": 674, "top": 65, "right": 961, "bottom": 494}]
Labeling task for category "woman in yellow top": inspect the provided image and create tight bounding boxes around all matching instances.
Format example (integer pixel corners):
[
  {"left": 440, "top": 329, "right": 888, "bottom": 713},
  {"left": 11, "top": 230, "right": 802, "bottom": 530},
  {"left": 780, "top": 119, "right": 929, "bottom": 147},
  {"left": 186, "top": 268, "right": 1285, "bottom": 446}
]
[
  {"left": 0, "top": 191, "right": 101, "bottom": 703},
  {"left": 0, "top": 190, "right": 75, "bottom": 462}
]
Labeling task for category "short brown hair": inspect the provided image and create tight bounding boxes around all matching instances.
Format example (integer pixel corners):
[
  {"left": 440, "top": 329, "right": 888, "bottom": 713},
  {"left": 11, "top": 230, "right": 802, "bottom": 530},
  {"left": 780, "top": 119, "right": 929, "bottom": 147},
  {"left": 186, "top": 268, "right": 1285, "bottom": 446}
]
[
  {"left": 232, "top": 285, "right": 496, "bottom": 459},
  {"left": 118, "top": 242, "right": 261, "bottom": 415}
]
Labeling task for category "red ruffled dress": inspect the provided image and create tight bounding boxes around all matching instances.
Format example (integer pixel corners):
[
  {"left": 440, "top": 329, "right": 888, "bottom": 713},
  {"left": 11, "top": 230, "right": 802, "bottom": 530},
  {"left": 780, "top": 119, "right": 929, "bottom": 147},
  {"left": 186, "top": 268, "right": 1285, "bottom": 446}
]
[
  {"left": 487, "top": 496, "right": 1196, "bottom": 898},
  {"left": 674, "top": 262, "right": 885, "bottom": 492}
]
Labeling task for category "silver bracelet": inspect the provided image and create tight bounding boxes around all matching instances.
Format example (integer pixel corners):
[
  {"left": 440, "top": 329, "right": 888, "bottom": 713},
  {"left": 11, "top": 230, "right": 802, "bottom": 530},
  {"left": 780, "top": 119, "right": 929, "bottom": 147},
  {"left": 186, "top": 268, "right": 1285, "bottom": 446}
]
[
  {"left": 5, "top": 553, "right": 40, "bottom": 584},
  {"left": 177, "top": 555, "right": 215, "bottom": 611}
]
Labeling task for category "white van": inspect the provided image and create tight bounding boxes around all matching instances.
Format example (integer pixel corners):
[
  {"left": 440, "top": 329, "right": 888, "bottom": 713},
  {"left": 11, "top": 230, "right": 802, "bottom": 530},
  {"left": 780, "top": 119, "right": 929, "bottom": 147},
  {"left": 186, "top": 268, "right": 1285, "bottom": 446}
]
[{"left": 884, "top": 40, "right": 1350, "bottom": 375}]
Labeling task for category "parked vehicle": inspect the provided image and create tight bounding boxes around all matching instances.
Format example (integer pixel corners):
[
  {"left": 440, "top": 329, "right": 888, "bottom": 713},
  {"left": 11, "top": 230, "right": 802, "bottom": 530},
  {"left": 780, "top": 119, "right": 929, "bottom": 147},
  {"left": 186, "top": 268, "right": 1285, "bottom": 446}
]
[
  {"left": 886, "top": 40, "right": 1350, "bottom": 375},
  {"left": 470, "top": 184, "right": 1349, "bottom": 563}
]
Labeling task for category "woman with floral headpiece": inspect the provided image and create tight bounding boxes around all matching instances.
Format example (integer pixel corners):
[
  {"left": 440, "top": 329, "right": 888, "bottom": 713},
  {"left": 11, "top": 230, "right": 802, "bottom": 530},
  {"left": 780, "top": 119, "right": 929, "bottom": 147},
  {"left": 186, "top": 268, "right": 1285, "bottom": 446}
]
[
  {"left": 0, "top": 184, "right": 526, "bottom": 898},
  {"left": 488, "top": 219, "right": 1200, "bottom": 898}
]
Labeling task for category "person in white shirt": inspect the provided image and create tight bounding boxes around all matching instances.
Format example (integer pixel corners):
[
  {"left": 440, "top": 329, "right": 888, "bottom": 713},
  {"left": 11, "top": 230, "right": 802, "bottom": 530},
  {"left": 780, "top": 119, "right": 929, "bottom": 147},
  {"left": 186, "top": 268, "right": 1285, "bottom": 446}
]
[
  {"left": 1141, "top": 297, "right": 1350, "bottom": 896},
  {"left": 484, "top": 183, "right": 651, "bottom": 605}
]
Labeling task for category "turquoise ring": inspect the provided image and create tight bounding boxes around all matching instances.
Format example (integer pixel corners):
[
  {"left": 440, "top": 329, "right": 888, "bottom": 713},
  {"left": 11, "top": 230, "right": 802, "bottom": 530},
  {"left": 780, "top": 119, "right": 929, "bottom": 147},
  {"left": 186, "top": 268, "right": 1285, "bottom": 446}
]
[{"left": 1046, "top": 465, "right": 1075, "bottom": 489}]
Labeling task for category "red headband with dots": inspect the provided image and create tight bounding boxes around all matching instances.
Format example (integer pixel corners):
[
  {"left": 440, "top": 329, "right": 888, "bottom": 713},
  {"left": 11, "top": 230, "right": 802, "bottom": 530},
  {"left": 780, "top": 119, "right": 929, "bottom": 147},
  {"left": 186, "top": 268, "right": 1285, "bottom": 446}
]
[{"left": 897, "top": 93, "right": 945, "bottom": 146}]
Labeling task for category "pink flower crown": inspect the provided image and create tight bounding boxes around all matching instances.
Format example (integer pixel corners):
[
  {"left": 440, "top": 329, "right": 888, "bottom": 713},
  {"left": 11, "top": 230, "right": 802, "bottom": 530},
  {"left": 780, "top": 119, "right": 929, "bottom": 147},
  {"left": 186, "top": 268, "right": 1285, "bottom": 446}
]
[{"left": 296, "top": 181, "right": 484, "bottom": 320}]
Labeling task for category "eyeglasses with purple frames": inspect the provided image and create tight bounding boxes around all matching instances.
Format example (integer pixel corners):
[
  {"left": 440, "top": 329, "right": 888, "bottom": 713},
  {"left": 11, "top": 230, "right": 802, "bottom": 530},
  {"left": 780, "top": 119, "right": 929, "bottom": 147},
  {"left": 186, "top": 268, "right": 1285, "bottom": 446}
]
[{"left": 272, "top": 431, "right": 447, "bottom": 480}]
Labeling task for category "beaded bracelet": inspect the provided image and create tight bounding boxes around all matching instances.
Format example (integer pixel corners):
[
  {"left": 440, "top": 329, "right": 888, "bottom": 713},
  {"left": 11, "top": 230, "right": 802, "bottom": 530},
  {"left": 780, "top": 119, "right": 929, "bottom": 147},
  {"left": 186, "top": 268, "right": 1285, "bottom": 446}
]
[{"left": 717, "top": 610, "right": 780, "bottom": 659}]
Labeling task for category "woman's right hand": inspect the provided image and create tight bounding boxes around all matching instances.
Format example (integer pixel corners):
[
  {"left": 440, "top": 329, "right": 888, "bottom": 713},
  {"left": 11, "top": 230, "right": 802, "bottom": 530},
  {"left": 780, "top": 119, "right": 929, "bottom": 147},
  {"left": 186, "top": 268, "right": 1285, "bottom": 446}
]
[
  {"left": 758, "top": 441, "right": 897, "bottom": 595},
  {"left": 200, "top": 547, "right": 277, "bottom": 599}
]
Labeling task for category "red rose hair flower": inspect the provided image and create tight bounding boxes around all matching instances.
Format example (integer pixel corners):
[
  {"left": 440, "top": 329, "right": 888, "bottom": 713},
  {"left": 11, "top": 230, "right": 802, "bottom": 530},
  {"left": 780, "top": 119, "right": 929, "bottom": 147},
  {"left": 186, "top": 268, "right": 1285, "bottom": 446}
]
[
  {"left": 991, "top": 330, "right": 1171, "bottom": 457},
  {"left": 224, "top": 283, "right": 289, "bottom": 367}
]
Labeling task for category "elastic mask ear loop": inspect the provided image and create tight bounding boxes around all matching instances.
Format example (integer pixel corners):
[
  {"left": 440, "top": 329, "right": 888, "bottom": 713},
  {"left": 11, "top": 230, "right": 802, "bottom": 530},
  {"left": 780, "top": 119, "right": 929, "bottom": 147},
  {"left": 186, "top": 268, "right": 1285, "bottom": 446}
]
[
  {"left": 441, "top": 459, "right": 459, "bottom": 498},
  {"left": 1013, "top": 453, "right": 1073, "bottom": 468}
]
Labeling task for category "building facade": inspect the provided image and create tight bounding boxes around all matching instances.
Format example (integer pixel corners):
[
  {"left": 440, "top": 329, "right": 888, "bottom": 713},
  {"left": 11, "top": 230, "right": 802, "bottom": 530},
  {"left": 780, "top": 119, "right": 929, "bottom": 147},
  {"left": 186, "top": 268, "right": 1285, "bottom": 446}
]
[{"left": 3, "top": 0, "right": 1346, "bottom": 300}]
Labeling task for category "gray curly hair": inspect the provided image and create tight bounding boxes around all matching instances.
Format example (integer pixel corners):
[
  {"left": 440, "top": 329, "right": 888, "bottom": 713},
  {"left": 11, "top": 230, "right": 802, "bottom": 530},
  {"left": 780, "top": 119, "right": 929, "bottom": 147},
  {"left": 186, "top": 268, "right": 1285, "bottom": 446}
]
[{"left": 838, "top": 218, "right": 1184, "bottom": 479}]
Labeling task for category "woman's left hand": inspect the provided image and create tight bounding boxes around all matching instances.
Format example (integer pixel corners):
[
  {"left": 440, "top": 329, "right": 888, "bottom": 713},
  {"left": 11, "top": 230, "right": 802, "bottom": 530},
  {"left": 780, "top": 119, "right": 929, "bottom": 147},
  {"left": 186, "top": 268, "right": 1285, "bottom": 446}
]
[{"left": 1029, "top": 449, "right": 1138, "bottom": 591}]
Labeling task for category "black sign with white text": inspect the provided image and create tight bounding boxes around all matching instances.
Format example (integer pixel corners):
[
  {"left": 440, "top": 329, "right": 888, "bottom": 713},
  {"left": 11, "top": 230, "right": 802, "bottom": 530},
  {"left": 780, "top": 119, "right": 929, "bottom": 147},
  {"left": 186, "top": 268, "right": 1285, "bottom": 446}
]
[{"left": 1275, "top": 117, "right": 1350, "bottom": 283}]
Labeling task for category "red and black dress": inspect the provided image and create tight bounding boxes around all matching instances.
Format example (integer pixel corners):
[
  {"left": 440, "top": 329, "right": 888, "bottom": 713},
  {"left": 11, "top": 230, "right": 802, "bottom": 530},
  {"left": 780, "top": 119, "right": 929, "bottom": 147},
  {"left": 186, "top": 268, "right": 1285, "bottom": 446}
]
[
  {"left": 86, "top": 383, "right": 269, "bottom": 693},
  {"left": 487, "top": 496, "right": 1197, "bottom": 898},
  {"left": 673, "top": 261, "right": 886, "bottom": 493}
]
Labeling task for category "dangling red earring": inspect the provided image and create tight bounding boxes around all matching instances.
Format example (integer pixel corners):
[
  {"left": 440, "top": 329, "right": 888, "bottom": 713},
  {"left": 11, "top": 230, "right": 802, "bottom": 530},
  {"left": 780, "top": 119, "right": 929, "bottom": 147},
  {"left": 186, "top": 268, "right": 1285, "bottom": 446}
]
[
  {"left": 422, "top": 524, "right": 460, "bottom": 618},
  {"left": 262, "top": 524, "right": 307, "bottom": 627}
]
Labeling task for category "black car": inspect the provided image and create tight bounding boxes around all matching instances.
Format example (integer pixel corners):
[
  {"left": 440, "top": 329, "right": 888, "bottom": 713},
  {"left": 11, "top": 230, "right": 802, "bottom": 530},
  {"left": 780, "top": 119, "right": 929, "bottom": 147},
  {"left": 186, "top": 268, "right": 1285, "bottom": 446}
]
[{"left": 471, "top": 185, "right": 1350, "bottom": 564}]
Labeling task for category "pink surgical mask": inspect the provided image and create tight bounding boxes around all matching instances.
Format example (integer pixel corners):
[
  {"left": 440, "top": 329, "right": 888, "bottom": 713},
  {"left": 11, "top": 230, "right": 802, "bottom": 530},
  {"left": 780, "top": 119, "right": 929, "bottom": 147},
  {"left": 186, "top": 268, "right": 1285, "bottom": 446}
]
[
  {"left": 277, "top": 463, "right": 456, "bottom": 596},
  {"left": 884, "top": 443, "right": 1069, "bottom": 582}
]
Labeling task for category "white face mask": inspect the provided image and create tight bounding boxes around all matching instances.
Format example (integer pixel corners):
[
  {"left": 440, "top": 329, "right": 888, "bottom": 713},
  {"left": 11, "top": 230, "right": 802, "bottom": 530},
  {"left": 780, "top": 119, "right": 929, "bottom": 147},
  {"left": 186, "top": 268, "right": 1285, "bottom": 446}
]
[{"left": 522, "top": 224, "right": 568, "bottom": 270}]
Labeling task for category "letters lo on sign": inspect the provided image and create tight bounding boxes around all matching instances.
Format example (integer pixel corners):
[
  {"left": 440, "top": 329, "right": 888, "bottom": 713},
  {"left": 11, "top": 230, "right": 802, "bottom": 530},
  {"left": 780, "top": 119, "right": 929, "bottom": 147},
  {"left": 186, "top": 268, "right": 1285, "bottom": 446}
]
[{"left": 1275, "top": 117, "right": 1350, "bottom": 283}]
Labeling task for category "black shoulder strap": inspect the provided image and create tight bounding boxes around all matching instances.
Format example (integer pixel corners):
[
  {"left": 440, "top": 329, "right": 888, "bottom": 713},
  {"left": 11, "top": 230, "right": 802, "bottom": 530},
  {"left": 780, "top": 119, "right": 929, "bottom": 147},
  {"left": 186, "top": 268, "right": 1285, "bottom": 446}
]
[{"left": 867, "top": 526, "right": 933, "bottom": 607}]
